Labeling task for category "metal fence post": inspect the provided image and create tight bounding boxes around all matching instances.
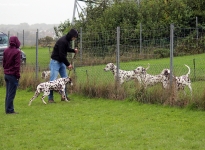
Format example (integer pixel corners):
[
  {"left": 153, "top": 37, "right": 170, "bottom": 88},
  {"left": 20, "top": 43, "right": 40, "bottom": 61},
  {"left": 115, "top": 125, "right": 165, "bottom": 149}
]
[
  {"left": 193, "top": 58, "right": 196, "bottom": 81},
  {"left": 7, "top": 31, "right": 10, "bottom": 45},
  {"left": 116, "top": 27, "right": 120, "bottom": 84},
  {"left": 196, "top": 17, "right": 198, "bottom": 40},
  {"left": 140, "top": 23, "right": 142, "bottom": 54},
  {"left": 170, "top": 24, "right": 174, "bottom": 88},
  {"left": 80, "top": 27, "right": 82, "bottom": 65},
  {"left": 36, "top": 29, "right": 38, "bottom": 80},
  {"left": 23, "top": 30, "right": 24, "bottom": 47}
]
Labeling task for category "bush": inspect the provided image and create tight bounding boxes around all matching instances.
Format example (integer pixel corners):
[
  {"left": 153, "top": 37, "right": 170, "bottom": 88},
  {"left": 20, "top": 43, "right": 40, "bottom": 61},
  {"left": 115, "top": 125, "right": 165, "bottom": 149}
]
[{"left": 153, "top": 48, "right": 170, "bottom": 58}]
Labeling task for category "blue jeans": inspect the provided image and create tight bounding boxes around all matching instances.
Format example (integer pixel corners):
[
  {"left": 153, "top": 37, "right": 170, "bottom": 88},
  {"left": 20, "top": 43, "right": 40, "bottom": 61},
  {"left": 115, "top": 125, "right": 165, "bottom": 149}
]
[
  {"left": 48, "top": 59, "right": 68, "bottom": 100},
  {"left": 4, "top": 74, "right": 19, "bottom": 113}
]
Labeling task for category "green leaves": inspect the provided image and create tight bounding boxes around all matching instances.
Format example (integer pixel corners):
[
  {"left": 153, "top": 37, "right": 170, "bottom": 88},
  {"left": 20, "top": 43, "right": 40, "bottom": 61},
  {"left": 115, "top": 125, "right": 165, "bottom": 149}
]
[{"left": 53, "top": 0, "right": 204, "bottom": 40}]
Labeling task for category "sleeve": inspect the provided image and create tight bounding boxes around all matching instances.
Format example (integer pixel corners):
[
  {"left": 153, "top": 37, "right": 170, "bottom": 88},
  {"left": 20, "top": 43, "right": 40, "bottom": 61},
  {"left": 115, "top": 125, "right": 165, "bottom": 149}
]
[
  {"left": 66, "top": 41, "right": 75, "bottom": 53},
  {"left": 14, "top": 50, "right": 21, "bottom": 79},
  {"left": 58, "top": 42, "right": 70, "bottom": 66},
  {"left": 67, "top": 47, "right": 75, "bottom": 53}
]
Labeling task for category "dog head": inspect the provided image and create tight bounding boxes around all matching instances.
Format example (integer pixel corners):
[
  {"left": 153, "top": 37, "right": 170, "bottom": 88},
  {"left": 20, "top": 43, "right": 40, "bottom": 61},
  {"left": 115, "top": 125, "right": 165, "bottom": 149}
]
[
  {"left": 63, "top": 77, "right": 73, "bottom": 86},
  {"left": 160, "top": 69, "right": 170, "bottom": 77},
  {"left": 104, "top": 63, "right": 116, "bottom": 71},
  {"left": 133, "top": 63, "right": 150, "bottom": 75},
  {"left": 133, "top": 66, "right": 146, "bottom": 75},
  {"left": 41, "top": 71, "right": 50, "bottom": 79}
]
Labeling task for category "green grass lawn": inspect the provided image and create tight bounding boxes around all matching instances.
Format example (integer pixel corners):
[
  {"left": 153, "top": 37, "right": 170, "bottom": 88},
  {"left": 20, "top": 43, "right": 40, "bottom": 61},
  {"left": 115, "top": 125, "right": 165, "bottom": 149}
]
[{"left": 0, "top": 87, "right": 205, "bottom": 149}]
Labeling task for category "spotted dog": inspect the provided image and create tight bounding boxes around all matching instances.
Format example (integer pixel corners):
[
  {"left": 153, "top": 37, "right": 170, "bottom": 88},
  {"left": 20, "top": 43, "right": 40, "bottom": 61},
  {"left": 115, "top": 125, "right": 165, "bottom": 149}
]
[
  {"left": 104, "top": 63, "right": 149, "bottom": 84},
  {"left": 133, "top": 64, "right": 166, "bottom": 88},
  {"left": 41, "top": 70, "right": 50, "bottom": 80},
  {"left": 160, "top": 68, "right": 171, "bottom": 89},
  {"left": 28, "top": 77, "right": 73, "bottom": 106},
  {"left": 160, "top": 65, "right": 192, "bottom": 95}
]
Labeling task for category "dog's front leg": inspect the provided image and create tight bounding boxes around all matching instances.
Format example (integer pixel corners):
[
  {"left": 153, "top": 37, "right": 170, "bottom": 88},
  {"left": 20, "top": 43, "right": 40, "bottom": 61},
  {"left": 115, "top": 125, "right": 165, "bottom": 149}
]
[
  {"left": 188, "top": 84, "right": 192, "bottom": 97},
  {"left": 61, "top": 89, "right": 69, "bottom": 102}
]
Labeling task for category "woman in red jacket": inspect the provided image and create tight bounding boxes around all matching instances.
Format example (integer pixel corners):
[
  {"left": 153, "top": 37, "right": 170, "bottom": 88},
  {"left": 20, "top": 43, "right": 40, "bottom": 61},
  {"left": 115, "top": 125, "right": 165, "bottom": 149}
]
[{"left": 3, "top": 36, "right": 21, "bottom": 114}]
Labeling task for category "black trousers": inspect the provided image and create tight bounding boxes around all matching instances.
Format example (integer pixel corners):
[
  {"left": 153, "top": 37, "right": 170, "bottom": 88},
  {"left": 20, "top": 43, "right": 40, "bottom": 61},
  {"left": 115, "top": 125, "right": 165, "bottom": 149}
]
[{"left": 4, "top": 74, "right": 18, "bottom": 113}]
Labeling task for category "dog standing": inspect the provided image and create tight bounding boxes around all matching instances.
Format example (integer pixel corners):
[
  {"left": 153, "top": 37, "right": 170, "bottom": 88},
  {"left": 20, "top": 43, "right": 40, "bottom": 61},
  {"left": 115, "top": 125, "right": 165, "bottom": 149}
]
[
  {"left": 133, "top": 64, "right": 166, "bottom": 89},
  {"left": 41, "top": 70, "right": 50, "bottom": 80},
  {"left": 103, "top": 63, "right": 148, "bottom": 84},
  {"left": 161, "top": 65, "right": 192, "bottom": 95},
  {"left": 28, "top": 77, "right": 73, "bottom": 106}
]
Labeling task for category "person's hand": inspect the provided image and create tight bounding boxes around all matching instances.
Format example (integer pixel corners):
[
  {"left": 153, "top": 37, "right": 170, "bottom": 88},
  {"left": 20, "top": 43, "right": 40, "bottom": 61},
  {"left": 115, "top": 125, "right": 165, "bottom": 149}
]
[
  {"left": 74, "top": 48, "right": 78, "bottom": 54},
  {"left": 67, "top": 64, "right": 73, "bottom": 70}
]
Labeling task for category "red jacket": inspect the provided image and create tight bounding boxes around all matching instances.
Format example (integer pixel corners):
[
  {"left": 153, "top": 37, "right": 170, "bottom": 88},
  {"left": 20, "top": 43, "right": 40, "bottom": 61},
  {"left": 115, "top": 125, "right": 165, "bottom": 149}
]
[{"left": 3, "top": 36, "right": 21, "bottom": 79}]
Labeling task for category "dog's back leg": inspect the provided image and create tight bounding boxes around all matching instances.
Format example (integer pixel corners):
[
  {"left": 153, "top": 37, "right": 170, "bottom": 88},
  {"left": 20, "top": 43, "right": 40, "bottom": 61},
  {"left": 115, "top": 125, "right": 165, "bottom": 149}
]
[
  {"left": 183, "top": 90, "right": 187, "bottom": 95},
  {"left": 188, "top": 84, "right": 192, "bottom": 96},
  {"left": 41, "top": 91, "right": 50, "bottom": 104},
  {"left": 41, "top": 96, "right": 47, "bottom": 104},
  {"left": 28, "top": 90, "right": 40, "bottom": 106}
]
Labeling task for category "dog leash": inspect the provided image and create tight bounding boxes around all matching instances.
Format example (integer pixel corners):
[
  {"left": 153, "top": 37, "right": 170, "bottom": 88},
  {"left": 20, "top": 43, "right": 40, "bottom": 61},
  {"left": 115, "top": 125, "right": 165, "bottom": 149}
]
[{"left": 68, "top": 51, "right": 77, "bottom": 77}]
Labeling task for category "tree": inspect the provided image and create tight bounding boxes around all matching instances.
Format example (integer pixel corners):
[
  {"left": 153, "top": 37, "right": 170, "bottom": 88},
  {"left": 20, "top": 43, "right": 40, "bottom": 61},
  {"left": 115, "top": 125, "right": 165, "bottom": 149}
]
[
  {"left": 54, "top": 19, "right": 71, "bottom": 38},
  {"left": 186, "top": 0, "right": 205, "bottom": 26},
  {"left": 38, "top": 36, "right": 54, "bottom": 47}
]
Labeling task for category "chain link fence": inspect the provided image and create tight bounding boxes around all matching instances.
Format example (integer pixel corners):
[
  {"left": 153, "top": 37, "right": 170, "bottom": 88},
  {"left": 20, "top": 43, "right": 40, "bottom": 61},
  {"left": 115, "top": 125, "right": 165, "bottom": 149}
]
[
  {"left": 3, "top": 24, "right": 205, "bottom": 100},
  {"left": 74, "top": 25, "right": 205, "bottom": 99}
]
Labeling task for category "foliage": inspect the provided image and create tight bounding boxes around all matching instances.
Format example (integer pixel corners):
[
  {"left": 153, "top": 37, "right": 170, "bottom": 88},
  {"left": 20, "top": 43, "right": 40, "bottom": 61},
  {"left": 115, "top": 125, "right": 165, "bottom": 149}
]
[
  {"left": 53, "top": 19, "right": 71, "bottom": 38},
  {"left": 153, "top": 48, "right": 170, "bottom": 58},
  {"left": 138, "top": 0, "right": 193, "bottom": 30},
  {"left": 51, "top": 0, "right": 205, "bottom": 56},
  {"left": 186, "top": 0, "right": 205, "bottom": 25},
  {"left": 38, "top": 36, "right": 54, "bottom": 47}
]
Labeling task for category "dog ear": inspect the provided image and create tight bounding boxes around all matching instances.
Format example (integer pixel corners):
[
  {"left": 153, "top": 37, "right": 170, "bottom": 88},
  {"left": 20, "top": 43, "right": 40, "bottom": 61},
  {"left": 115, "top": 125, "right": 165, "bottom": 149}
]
[{"left": 41, "top": 72, "right": 45, "bottom": 78}]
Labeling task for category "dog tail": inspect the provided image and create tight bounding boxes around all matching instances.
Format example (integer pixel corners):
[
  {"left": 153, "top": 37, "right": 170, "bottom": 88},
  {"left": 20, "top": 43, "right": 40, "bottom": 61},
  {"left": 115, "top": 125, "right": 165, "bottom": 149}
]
[
  {"left": 184, "top": 64, "right": 190, "bottom": 76},
  {"left": 146, "top": 63, "right": 150, "bottom": 70}
]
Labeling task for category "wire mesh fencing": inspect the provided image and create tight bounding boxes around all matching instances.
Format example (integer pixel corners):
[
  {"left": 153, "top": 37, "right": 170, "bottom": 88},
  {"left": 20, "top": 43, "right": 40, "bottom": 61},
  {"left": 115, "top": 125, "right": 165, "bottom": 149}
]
[{"left": 3, "top": 25, "right": 205, "bottom": 102}]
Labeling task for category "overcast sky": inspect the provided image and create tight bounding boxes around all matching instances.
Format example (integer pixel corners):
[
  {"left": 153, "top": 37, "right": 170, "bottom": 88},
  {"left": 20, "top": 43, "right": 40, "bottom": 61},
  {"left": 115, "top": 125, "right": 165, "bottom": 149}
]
[{"left": 0, "top": 0, "right": 86, "bottom": 25}]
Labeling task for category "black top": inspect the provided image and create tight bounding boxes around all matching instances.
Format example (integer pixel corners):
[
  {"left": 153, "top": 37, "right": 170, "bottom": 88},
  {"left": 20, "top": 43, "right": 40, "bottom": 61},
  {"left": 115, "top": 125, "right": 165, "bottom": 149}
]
[{"left": 51, "top": 29, "right": 78, "bottom": 66}]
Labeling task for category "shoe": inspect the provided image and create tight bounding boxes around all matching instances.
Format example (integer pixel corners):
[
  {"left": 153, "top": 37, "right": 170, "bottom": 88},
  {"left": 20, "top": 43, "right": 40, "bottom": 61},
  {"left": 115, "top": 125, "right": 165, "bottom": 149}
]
[
  {"left": 6, "top": 112, "right": 18, "bottom": 114},
  {"left": 48, "top": 99, "right": 56, "bottom": 103},
  {"left": 61, "top": 97, "right": 71, "bottom": 101}
]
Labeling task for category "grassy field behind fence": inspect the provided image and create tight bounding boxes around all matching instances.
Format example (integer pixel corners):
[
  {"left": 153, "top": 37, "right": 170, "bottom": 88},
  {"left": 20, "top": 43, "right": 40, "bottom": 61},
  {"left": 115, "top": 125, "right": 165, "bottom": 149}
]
[
  {"left": 22, "top": 46, "right": 205, "bottom": 81},
  {"left": 0, "top": 87, "right": 205, "bottom": 150},
  {"left": 18, "top": 47, "right": 205, "bottom": 101}
]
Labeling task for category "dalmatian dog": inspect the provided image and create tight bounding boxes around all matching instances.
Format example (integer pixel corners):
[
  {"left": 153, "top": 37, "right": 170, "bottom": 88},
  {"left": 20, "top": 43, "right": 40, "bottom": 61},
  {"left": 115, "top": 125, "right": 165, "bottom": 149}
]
[
  {"left": 160, "top": 65, "right": 192, "bottom": 95},
  {"left": 28, "top": 77, "right": 73, "bottom": 106},
  {"left": 160, "top": 68, "right": 171, "bottom": 89},
  {"left": 133, "top": 64, "right": 165, "bottom": 88},
  {"left": 41, "top": 70, "right": 50, "bottom": 80},
  {"left": 103, "top": 63, "right": 149, "bottom": 84}
]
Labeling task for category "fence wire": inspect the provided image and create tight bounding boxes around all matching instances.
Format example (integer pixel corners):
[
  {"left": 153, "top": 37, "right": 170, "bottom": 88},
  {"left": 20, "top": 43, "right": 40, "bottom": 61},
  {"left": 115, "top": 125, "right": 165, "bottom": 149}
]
[{"left": 4, "top": 25, "right": 205, "bottom": 99}]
